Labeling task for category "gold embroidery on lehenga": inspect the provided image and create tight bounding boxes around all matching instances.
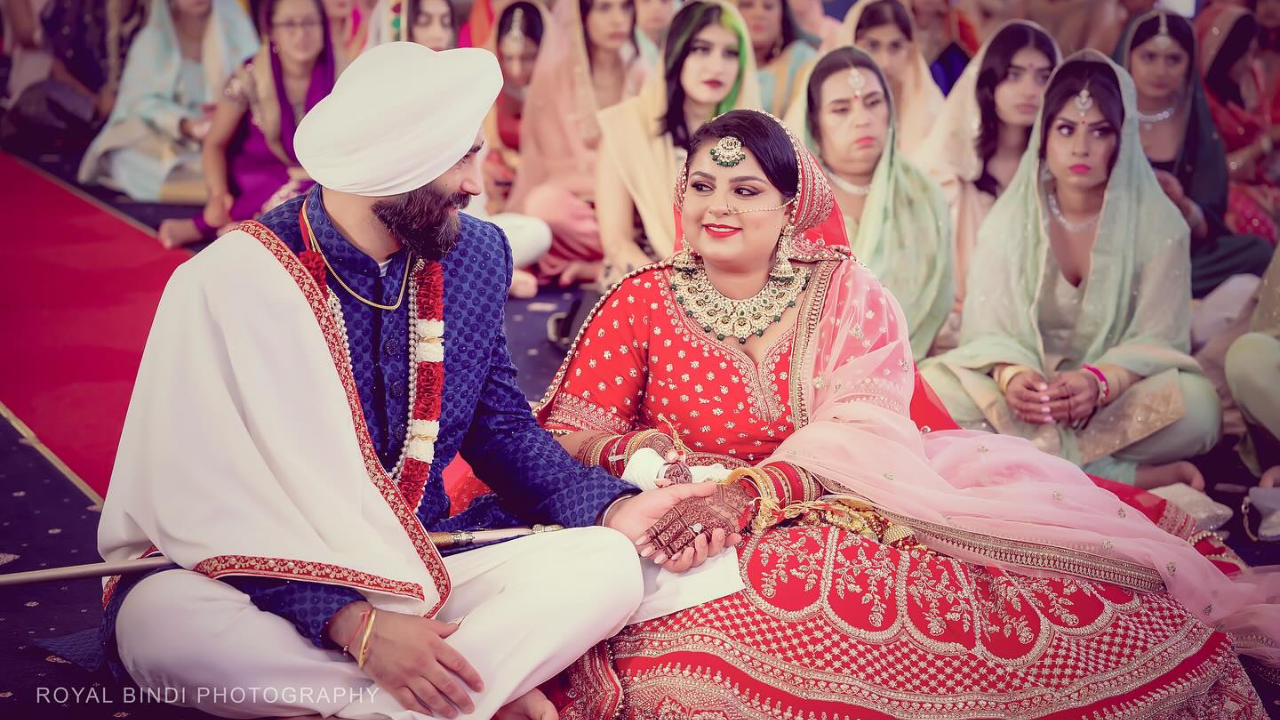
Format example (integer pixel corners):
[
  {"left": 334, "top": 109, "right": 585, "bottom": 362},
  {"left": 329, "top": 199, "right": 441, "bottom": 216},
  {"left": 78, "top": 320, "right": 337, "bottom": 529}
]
[{"left": 615, "top": 637, "right": 1261, "bottom": 720}]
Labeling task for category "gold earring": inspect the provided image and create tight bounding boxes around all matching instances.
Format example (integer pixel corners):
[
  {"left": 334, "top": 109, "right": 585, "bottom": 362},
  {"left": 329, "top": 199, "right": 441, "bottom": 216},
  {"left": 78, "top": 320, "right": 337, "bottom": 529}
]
[
  {"left": 674, "top": 240, "right": 698, "bottom": 273},
  {"left": 770, "top": 225, "right": 797, "bottom": 282}
]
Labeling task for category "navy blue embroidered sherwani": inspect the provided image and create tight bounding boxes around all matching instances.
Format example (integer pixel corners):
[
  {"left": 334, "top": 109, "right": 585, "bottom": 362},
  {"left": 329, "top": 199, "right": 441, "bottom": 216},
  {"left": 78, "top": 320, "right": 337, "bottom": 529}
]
[{"left": 102, "top": 186, "right": 634, "bottom": 668}]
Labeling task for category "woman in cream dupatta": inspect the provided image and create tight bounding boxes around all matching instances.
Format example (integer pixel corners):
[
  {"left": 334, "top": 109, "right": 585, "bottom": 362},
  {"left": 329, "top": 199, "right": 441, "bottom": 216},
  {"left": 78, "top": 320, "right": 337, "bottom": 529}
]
[
  {"left": 78, "top": 0, "right": 258, "bottom": 203},
  {"left": 840, "top": 0, "right": 942, "bottom": 155},
  {"left": 922, "top": 52, "right": 1223, "bottom": 490},
  {"left": 507, "top": 0, "right": 648, "bottom": 285},
  {"left": 784, "top": 46, "right": 951, "bottom": 359},
  {"left": 595, "top": 0, "right": 760, "bottom": 284},
  {"left": 918, "top": 21, "right": 1060, "bottom": 353},
  {"left": 537, "top": 108, "right": 1277, "bottom": 720}
]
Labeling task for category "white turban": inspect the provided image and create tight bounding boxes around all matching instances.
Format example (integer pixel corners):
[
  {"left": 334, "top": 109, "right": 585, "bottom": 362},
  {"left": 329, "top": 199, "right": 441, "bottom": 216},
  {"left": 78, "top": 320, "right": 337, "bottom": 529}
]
[{"left": 294, "top": 43, "right": 502, "bottom": 197}]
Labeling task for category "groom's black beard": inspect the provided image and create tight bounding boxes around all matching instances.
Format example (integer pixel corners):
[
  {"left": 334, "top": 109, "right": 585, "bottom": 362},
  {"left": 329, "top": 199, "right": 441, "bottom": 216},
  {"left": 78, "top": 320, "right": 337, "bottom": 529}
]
[{"left": 371, "top": 184, "right": 471, "bottom": 262}]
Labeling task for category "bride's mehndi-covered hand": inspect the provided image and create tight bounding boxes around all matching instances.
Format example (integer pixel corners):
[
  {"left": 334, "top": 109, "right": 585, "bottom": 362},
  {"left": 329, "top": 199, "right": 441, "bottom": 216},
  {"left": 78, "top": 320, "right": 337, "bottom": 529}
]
[
  {"left": 637, "top": 482, "right": 751, "bottom": 572},
  {"left": 656, "top": 447, "right": 693, "bottom": 486}
]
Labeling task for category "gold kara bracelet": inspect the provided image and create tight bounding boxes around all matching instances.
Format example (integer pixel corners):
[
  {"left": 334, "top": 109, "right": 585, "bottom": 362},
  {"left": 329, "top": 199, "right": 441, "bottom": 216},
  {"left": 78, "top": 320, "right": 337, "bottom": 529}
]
[{"left": 355, "top": 609, "right": 378, "bottom": 669}]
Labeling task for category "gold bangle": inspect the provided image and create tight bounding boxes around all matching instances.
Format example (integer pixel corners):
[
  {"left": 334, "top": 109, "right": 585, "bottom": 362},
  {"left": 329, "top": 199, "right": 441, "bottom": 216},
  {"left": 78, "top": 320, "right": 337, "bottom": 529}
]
[
  {"left": 624, "top": 429, "right": 663, "bottom": 463},
  {"left": 586, "top": 435, "right": 613, "bottom": 469},
  {"left": 798, "top": 467, "right": 820, "bottom": 501},
  {"left": 764, "top": 466, "right": 793, "bottom": 507},
  {"left": 995, "top": 364, "right": 1034, "bottom": 395},
  {"left": 575, "top": 432, "right": 609, "bottom": 466},
  {"left": 726, "top": 467, "right": 780, "bottom": 533},
  {"left": 356, "top": 609, "right": 378, "bottom": 669}
]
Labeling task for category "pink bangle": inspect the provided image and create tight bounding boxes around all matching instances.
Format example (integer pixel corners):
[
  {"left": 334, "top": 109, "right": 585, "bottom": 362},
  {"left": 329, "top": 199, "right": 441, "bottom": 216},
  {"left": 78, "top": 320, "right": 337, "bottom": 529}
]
[{"left": 1082, "top": 364, "right": 1110, "bottom": 403}]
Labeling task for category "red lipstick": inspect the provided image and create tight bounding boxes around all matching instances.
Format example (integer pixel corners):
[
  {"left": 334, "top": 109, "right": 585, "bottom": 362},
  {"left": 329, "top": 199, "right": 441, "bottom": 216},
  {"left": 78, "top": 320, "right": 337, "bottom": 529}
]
[{"left": 703, "top": 223, "right": 741, "bottom": 239}]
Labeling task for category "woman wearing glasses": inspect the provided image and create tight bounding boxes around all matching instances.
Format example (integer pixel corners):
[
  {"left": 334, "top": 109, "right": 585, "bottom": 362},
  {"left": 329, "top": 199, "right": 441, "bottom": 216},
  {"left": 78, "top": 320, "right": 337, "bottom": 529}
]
[{"left": 157, "top": 0, "right": 337, "bottom": 247}]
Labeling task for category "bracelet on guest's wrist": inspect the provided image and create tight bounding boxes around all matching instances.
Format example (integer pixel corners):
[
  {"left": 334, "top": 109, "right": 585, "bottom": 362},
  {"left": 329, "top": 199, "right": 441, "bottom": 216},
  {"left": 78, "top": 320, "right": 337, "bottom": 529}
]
[{"left": 1082, "top": 364, "right": 1110, "bottom": 403}]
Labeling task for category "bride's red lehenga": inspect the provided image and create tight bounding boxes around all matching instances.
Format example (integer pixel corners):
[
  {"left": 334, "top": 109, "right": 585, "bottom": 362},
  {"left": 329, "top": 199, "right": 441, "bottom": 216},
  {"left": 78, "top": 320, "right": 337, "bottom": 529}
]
[
  {"left": 518, "top": 256, "right": 1262, "bottom": 719},
  {"left": 447, "top": 128, "right": 1269, "bottom": 718}
]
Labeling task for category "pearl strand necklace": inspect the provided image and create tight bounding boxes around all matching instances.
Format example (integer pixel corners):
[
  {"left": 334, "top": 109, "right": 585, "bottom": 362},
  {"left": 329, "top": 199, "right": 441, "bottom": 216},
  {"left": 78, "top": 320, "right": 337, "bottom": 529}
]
[
  {"left": 1136, "top": 103, "right": 1177, "bottom": 130},
  {"left": 325, "top": 261, "right": 422, "bottom": 481},
  {"left": 826, "top": 170, "right": 872, "bottom": 196},
  {"left": 1047, "top": 191, "right": 1099, "bottom": 233}
]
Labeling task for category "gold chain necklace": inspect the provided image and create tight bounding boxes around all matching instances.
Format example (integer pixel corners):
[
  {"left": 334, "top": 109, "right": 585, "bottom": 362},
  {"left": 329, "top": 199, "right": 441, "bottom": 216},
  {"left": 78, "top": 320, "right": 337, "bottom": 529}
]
[
  {"left": 670, "top": 263, "right": 810, "bottom": 344},
  {"left": 302, "top": 199, "right": 411, "bottom": 312}
]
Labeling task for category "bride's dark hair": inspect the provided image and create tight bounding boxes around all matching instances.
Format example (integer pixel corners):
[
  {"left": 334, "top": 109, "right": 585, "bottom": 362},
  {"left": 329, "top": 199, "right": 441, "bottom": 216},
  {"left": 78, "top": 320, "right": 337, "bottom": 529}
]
[{"left": 687, "top": 110, "right": 799, "bottom": 200}]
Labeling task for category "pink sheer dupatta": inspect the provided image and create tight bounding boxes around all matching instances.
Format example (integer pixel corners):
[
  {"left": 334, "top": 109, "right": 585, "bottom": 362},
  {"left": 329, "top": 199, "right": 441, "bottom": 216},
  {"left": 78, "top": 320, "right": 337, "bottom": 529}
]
[{"left": 768, "top": 257, "right": 1280, "bottom": 664}]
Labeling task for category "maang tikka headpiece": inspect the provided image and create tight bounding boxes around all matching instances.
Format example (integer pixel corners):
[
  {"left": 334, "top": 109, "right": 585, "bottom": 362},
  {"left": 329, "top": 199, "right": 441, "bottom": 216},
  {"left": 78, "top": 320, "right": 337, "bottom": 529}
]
[
  {"left": 1074, "top": 87, "right": 1094, "bottom": 119},
  {"left": 710, "top": 136, "right": 747, "bottom": 167},
  {"left": 504, "top": 7, "right": 527, "bottom": 45},
  {"left": 1154, "top": 12, "right": 1172, "bottom": 50},
  {"left": 848, "top": 67, "right": 866, "bottom": 98}
]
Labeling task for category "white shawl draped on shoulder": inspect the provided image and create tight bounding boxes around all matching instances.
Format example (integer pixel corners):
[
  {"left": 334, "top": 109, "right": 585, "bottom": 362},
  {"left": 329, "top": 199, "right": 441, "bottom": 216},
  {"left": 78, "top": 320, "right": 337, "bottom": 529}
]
[{"left": 98, "top": 225, "right": 450, "bottom": 616}]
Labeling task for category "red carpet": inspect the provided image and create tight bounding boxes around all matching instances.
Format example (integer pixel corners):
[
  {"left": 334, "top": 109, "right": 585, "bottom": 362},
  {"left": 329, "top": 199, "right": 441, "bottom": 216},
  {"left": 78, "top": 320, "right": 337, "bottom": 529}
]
[
  {"left": 0, "top": 154, "right": 187, "bottom": 498},
  {"left": 0, "top": 154, "right": 477, "bottom": 502}
]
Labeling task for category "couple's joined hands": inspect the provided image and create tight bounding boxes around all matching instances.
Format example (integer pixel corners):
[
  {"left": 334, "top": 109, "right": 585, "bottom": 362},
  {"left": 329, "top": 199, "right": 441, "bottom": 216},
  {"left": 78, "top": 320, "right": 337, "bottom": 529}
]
[
  {"left": 605, "top": 480, "right": 748, "bottom": 573},
  {"left": 330, "top": 473, "right": 748, "bottom": 716}
]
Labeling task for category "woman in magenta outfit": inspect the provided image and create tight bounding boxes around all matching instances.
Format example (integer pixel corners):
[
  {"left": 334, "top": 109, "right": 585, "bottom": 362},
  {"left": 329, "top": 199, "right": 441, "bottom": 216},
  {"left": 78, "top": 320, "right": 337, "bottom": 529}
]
[{"left": 158, "top": 0, "right": 337, "bottom": 248}]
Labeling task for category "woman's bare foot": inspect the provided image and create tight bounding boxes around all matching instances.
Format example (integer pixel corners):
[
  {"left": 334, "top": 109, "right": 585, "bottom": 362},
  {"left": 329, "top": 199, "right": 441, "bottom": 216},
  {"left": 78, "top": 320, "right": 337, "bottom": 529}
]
[
  {"left": 557, "top": 260, "right": 601, "bottom": 287},
  {"left": 1135, "top": 461, "right": 1206, "bottom": 491},
  {"left": 509, "top": 268, "right": 539, "bottom": 299},
  {"left": 157, "top": 218, "right": 204, "bottom": 249},
  {"left": 1261, "top": 466, "right": 1280, "bottom": 489},
  {"left": 495, "top": 688, "right": 558, "bottom": 720}
]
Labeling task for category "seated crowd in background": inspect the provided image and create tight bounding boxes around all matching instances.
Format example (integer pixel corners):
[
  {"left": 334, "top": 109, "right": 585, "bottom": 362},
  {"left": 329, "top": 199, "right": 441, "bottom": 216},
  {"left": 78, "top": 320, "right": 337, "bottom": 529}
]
[{"left": 2, "top": 0, "right": 1278, "bottom": 489}]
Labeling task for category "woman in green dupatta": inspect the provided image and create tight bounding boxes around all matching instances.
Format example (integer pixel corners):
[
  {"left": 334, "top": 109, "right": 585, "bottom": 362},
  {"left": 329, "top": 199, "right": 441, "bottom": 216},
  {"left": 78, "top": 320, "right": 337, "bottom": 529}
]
[
  {"left": 1225, "top": 253, "right": 1280, "bottom": 490},
  {"left": 921, "top": 51, "right": 1222, "bottom": 490},
  {"left": 1114, "top": 9, "right": 1273, "bottom": 299},
  {"left": 784, "top": 45, "right": 952, "bottom": 359}
]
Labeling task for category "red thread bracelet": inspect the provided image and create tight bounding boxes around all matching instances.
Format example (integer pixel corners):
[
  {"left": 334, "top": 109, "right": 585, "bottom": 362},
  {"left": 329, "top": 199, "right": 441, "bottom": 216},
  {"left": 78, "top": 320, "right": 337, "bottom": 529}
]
[{"left": 342, "top": 609, "right": 373, "bottom": 655}]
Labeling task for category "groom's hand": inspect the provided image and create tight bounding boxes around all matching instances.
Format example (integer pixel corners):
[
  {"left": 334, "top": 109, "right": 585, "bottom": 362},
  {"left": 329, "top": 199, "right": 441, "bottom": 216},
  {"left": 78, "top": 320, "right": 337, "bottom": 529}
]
[
  {"left": 604, "top": 483, "right": 744, "bottom": 573},
  {"left": 329, "top": 602, "right": 483, "bottom": 718}
]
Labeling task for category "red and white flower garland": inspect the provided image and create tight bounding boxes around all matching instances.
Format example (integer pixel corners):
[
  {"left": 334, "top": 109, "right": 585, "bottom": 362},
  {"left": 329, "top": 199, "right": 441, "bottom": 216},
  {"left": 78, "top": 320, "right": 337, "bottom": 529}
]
[
  {"left": 299, "top": 233, "right": 444, "bottom": 513},
  {"left": 401, "top": 263, "right": 444, "bottom": 510}
]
